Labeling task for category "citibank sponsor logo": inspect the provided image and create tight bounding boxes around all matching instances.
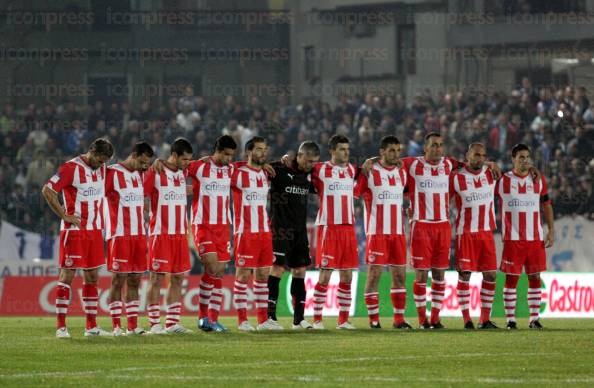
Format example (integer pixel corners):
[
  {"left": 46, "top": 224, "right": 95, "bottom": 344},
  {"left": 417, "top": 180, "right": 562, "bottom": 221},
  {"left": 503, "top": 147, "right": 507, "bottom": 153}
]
[
  {"left": 419, "top": 180, "right": 448, "bottom": 190},
  {"left": 507, "top": 198, "right": 536, "bottom": 207},
  {"left": 122, "top": 192, "right": 144, "bottom": 203},
  {"left": 245, "top": 191, "right": 268, "bottom": 201},
  {"left": 82, "top": 187, "right": 103, "bottom": 197},
  {"left": 164, "top": 191, "right": 185, "bottom": 201},
  {"left": 205, "top": 181, "right": 229, "bottom": 192},
  {"left": 285, "top": 186, "right": 308, "bottom": 195},
  {"left": 328, "top": 182, "right": 353, "bottom": 191},
  {"left": 377, "top": 190, "right": 403, "bottom": 201},
  {"left": 464, "top": 192, "right": 493, "bottom": 203}
]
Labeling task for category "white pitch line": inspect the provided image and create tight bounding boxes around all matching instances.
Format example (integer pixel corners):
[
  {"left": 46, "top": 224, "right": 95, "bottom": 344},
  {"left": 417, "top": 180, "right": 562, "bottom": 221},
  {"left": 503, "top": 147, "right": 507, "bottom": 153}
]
[{"left": 0, "top": 352, "right": 564, "bottom": 380}]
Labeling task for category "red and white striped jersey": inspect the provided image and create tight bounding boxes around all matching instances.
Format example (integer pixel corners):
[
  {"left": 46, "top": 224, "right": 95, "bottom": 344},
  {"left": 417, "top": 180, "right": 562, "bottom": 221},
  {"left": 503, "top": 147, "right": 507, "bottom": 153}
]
[
  {"left": 450, "top": 166, "right": 496, "bottom": 234},
  {"left": 354, "top": 163, "right": 407, "bottom": 235},
  {"left": 311, "top": 161, "right": 356, "bottom": 226},
  {"left": 231, "top": 164, "right": 270, "bottom": 234},
  {"left": 143, "top": 165, "right": 188, "bottom": 235},
  {"left": 403, "top": 156, "right": 459, "bottom": 223},
  {"left": 496, "top": 171, "right": 551, "bottom": 241},
  {"left": 104, "top": 163, "right": 145, "bottom": 239},
  {"left": 187, "top": 158, "right": 232, "bottom": 226},
  {"left": 46, "top": 156, "right": 106, "bottom": 231}
]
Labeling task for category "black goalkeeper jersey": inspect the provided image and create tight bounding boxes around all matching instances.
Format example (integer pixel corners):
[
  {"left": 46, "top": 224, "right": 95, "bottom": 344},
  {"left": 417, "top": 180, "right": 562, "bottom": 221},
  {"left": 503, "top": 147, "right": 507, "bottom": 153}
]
[{"left": 269, "top": 160, "right": 313, "bottom": 232}]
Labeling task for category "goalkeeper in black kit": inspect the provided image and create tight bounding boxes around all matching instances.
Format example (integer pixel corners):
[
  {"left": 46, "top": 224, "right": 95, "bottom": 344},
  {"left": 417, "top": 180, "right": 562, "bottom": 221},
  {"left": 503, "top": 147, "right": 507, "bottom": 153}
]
[{"left": 266, "top": 141, "right": 320, "bottom": 329}]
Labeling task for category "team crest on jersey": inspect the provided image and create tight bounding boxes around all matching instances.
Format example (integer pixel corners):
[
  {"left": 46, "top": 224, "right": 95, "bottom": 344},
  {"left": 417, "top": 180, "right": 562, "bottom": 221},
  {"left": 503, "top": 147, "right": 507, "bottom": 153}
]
[
  {"left": 112, "top": 261, "right": 120, "bottom": 271},
  {"left": 64, "top": 258, "right": 73, "bottom": 267},
  {"left": 199, "top": 245, "right": 206, "bottom": 254},
  {"left": 369, "top": 255, "right": 375, "bottom": 263},
  {"left": 321, "top": 258, "right": 329, "bottom": 267},
  {"left": 238, "top": 258, "right": 245, "bottom": 266},
  {"left": 152, "top": 261, "right": 160, "bottom": 271}
]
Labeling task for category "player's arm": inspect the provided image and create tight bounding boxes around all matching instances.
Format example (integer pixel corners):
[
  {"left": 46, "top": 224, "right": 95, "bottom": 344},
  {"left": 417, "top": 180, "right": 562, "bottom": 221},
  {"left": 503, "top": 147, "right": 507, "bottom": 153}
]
[
  {"left": 41, "top": 185, "right": 81, "bottom": 227},
  {"left": 42, "top": 165, "right": 81, "bottom": 227},
  {"left": 540, "top": 176, "right": 555, "bottom": 248}
]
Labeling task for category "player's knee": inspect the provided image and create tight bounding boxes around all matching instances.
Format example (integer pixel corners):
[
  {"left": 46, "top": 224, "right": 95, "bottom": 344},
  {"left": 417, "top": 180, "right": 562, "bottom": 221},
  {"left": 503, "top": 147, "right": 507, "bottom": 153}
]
[
  {"left": 483, "top": 271, "right": 496, "bottom": 282},
  {"left": 127, "top": 275, "right": 141, "bottom": 289},
  {"left": 458, "top": 271, "right": 471, "bottom": 282},
  {"left": 291, "top": 267, "right": 306, "bottom": 278},
  {"left": 83, "top": 270, "right": 99, "bottom": 284},
  {"left": 270, "top": 265, "right": 285, "bottom": 277}
]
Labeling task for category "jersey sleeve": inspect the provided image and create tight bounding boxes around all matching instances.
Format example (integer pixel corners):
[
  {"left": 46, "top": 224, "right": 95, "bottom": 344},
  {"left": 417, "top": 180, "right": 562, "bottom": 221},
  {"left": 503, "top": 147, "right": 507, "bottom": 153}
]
[
  {"left": 310, "top": 163, "right": 323, "bottom": 195},
  {"left": 143, "top": 168, "right": 156, "bottom": 197},
  {"left": 230, "top": 166, "right": 241, "bottom": 189},
  {"left": 354, "top": 172, "right": 368, "bottom": 200},
  {"left": 46, "top": 163, "right": 74, "bottom": 193},
  {"left": 448, "top": 171, "right": 457, "bottom": 197},
  {"left": 540, "top": 175, "right": 551, "bottom": 205},
  {"left": 104, "top": 168, "right": 115, "bottom": 196}
]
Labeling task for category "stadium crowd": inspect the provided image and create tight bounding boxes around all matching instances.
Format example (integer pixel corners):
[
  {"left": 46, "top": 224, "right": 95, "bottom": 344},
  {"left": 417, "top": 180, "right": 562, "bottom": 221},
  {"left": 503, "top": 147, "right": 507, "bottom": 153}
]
[{"left": 1, "top": 79, "right": 593, "bottom": 236}]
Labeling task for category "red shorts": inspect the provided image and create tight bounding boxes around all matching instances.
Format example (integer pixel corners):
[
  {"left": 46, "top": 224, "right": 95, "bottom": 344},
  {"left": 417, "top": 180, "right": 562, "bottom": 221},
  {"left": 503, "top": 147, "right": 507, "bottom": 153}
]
[
  {"left": 316, "top": 225, "right": 359, "bottom": 270},
  {"left": 234, "top": 232, "right": 274, "bottom": 268},
  {"left": 455, "top": 231, "right": 497, "bottom": 272},
  {"left": 192, "top": 224, "right": 231, "bottom": 262},
  {"left": 59, "top": 230, "right": 105, "bottom": 269},
  {"left": 107, "top": 235, "right": 148, "bottom": 273},
  {"left": 500, "top": 240, "right": 547, "bottom": 275},
  {"left": 365, "top": 234, "right": 406, "bottom": 266},
  {"left": 149, "top": 234, "right": 191, "bottom": 274},
  {"left": 410, "top": 221, "right": 452, "bottom": 270}
]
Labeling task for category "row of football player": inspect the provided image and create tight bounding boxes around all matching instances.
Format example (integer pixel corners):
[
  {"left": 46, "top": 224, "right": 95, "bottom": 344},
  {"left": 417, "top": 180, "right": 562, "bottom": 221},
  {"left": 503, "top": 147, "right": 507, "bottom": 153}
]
[{"left": 41, "top": 131, "right": 553, "bottom": 337}]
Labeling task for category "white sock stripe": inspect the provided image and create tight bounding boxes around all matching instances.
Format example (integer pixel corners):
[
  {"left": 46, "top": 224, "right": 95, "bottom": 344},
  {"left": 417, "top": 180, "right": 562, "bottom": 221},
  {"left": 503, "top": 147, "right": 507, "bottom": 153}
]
[
  {"left": 481, "top": 289, "right": 496, "bottom": 295},
  {"left": 458, "top": 279, "right": 469, "bottom": 284},
  {"left": 393, "top": 309, "right": 405, "bottom": 314},
  {"left": 457, "top": 290, "right": 471, "bottom": 296},
  {"left": 482, "top": 302, "right": 493, "bottom": 308},
  {"left": 390, "top": 288, "right": 406, "bottom": 294},
  {"left": 55, "top": 299, "right": 70, "bottom": 305},
  {"left": 57, "top": 282, "right": 71, "bottom": 289},
  {"left": 432, "top": 279, "right": 446, "bottom": 285},
  {"left": 432, "top": 302, "right": 442, "bottom": 309},
  {"left": 56, "top": 308, "right": 68, "bottom": 314},
  {"left": 367, "top": 308, "right": 379, "bottom": 314}
]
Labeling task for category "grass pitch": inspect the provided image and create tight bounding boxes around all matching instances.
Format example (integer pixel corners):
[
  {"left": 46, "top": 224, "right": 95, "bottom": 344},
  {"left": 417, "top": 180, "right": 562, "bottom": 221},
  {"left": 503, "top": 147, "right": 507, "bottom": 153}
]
[{"left": 1, "top": 317, "right": 593, "bottom": 387}]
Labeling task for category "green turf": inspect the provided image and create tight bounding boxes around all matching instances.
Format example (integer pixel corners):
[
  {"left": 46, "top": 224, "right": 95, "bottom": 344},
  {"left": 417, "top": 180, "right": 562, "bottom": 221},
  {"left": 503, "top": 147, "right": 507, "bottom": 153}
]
[{"left": 1, "top": 317, "right": 593, "bottom": 387}]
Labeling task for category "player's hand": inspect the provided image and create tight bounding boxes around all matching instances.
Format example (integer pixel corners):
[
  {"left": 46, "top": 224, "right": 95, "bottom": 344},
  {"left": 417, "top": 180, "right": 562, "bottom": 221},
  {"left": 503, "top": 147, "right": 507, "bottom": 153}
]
[
  {"left": 63, "top": 214, "right": 81, "bottom": 227},
  {"left": 361, "top": 156, "right": 379, "bottom": 176},
  {"left": 486, "top": 161, "right": 502, "bottom": 180},
  {"left": 528, "top": 166, "right": 542, "bottom": 181},
  {"left": 152, "top": 158, "right": 166, "bottom": 173},
  {"left": 545, "top": 229, "right": 555, "bottom": 248},
  {"left": 280, "top": 154, "right": 293, "bottom": 167},
  {"left": 263, "top": 163, "right": 276, "bottom": 177}
]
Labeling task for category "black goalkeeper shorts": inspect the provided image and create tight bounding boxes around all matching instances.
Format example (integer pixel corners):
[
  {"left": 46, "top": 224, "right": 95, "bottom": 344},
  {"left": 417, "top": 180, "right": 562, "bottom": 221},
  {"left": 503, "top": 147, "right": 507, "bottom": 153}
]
[{"left": 272, "top": 228, "right": 312, "bottom": 269}]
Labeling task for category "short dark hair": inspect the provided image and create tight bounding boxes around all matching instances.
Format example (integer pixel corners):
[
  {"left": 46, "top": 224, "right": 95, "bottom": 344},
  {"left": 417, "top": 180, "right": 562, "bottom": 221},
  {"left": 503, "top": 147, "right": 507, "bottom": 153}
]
[
  {"left": 171, "top": 137, "right": 193, "bottom": 156},
  {"left": 298, "top": 141, "right": 320, "bottom": 156},
  {"left": 214, "top": 135, "right": 237, "bottom": 152},
  {"left": 380, "top": 135, "right": 400, "bottom": 149},
  {"left": 132, "top": 141, "right": 154, "bottom": 157},
  {"left": 328, "top": 134, "right": 349, "bottom": 151},
  {"left": 245, "top": 136, "right": 266, "bottom": 152},
  {"left": 511, "top": 143, "right": 531, "bottom": 157},
  {"left": 468, "top": 142, "right": 486, "bottom": 152},
  {"left": 89, "top": 138, "right": 114, "bottom": 158},
  {"left": 424, "top": 132, "right": 442, "bottom": 142}
]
